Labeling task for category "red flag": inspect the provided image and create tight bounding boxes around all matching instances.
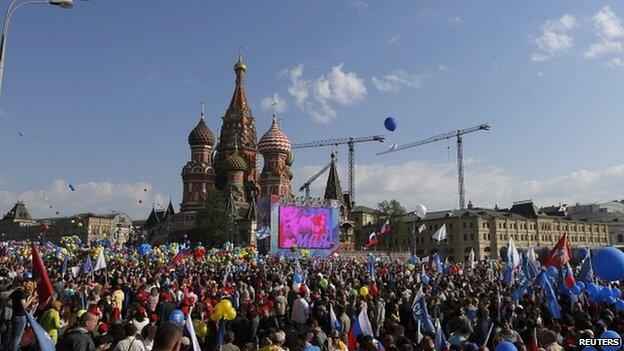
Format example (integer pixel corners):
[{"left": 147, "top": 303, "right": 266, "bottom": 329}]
[
  {"left": 529, "top": 328, "right": 539, "bottom": 351},
  {"left": 30, "top": 243, "right": 54, "bottom": 309},
  {"left": 543, "top": 233, "right": 572, "bottom": 268},
  {"left": 168, "top": 249, "right": 190, "bottom": 269}
]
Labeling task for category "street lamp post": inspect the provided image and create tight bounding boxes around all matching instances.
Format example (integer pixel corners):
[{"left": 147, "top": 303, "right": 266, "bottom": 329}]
[{"left": 0, "top": 0, "right": 74, "bottom": 98}]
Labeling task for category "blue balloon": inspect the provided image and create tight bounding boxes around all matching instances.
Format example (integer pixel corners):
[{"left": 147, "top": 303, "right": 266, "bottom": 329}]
[
  {"left": 570, "top": 285, "right": 581, "bottom": 295},
  {"left": 421, "top": 275, "right": 430, "bottom": 284},
  {"left": 606, "top": 296, "right": 617, "bottom": 305},
  {"left": 588, "top": 283, "right": 600, "bottom": 296},
  {"left": 384, "top": 117, "right": 397, "bottom": 132},
  {"left": 612, "top": 287, "right": 622, "bottom": 299},
  {"left": 600, "top": 331, "right": 622, "bottom": 351},
  {"left": 169, "top": 309, "right": 185, "bottom": 326},
  {"left": 582, "top": 347, "right": 597, "bottom": 351},
  {"left": 139, "top": 243, "right": 152, "bottom": 256},
  {"left": 69, "top": 183, "right": 75, "bottom": 191},
  {"left": 576, "top": 282, "right": 586, "bottom": 291},
  {"left": 600, "top": 287, "right": 613, "bottom": 300},
  {"left": 24, "top": 271, "right": 32, "bottom": 279},
  {"left": 616, "top": 299, "right": 624, "bottom": 311},
  {"left": 467, "top": 309, "right": 477, "bottom": 319},
  {"left": 593, "top": 247, "right": 624, "bottom": 281},
  {"left": 546, "top": 266, "right": 558, "bottom": 277},
  {"left": 495, "top": 341, "right": 518, "bottom": 351},
  {"left": 293, "top": 273, "right": 303, "bottom": 284}
]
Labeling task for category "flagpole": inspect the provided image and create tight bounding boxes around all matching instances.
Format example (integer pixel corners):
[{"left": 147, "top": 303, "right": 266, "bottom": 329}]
[{"left": 483, "top": 321, "right": 494, "bottom": 347}]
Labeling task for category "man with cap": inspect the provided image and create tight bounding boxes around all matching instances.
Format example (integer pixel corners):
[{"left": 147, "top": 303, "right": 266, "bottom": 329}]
[{"left": 291, "top": 291, "right": 309, "bottom": 333}]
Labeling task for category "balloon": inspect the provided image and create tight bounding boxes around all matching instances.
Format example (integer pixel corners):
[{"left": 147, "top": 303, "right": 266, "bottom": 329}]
[
  {"left": 69, "top": 184, "right": 75, "bottom": 191},
  {"left": 360, "top": 286, "right": 369, "bottom": 297},
  {"left": 224, "top": 307, "right": 237, "bottom": 321},
  {"left": 384, "top": 117, "right": 397, "bottom": 132},
  {"left": 293, "top": 283, "right": 301, "bottom": 292},
  {"left": 220, "top": 300, "right": 232, "bottom": 311},
  {"left": 600, "top": 287, "right": 613, "bottom": 300},
  {"left": 196, "top": 322, "right": 208, "bottom": 338},
  {"left": 612, "top": 287, "right": 622, "bottom": 299},
  {"left": 421, "top": 275, "right": 430, "bottom": 284},
  {"left": 369, "top": 284, "right": 379, "bottom": 296},
  {"left": 593, "top": 247, "right": 624, "bottom": 281},
  {"left": 210, "top": 310, "right": 222, "bottom": 322},
  {"left": 414, "top": 204, "right": 427, "bottom": 219},
  {"left": 546, "top": 266, "right": 558, "bottom": 277},
  {"left": 495, "top": 342, "right": 518, "bottom": 351},
  {"left": 606, "top": 296, "right": 616, "bottom": 305},
  {"left": 494, "top": 341, "right": 518, "bottom": 351},
  {"left": 293, "top": 273, "right": 303, "bottom": 284},
  {"left": 319, "top": 278, "right": 328, "bottom": 289},
  {"left": 18, "top": 132, "right": 24, "bottom": 136},
  {"left": 616, "top": 299, "right": 624, "bottom": 311},
  {"left": 587, "top": 283, "right": 600, "bottom": 296},
  {"left": 576, "top": 282, "right": 585, "bottom": 291},
  {"left": 169, "top": 309, "right": 185, "bottom": 326},
  {"left": 349, "top": 289, "right": 358, "bottom": 297},
  {"left": 600, "top": 331, "right": 622, "bottom": 351},
  {"left": 570, "top": 285, "right": 581, "bottom": 295},
  {"left": 467, "top": 309, "right": 477, "bottom": 319},
  {"left": 582, "top": 347, "right": 597, "bottom": 351},
  {"left": 139, "top": 244, "right": 152, "bottom": 256}
]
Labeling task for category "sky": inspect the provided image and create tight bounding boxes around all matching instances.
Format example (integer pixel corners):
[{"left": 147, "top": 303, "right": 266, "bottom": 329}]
[{"left": 1, "top": 0, "right": 624, "bottom": 219}]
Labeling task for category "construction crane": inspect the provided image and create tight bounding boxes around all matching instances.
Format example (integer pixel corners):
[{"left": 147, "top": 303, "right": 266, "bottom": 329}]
[
  {"left": 292, "top": 135, "right": 385, "bottom": 205},
  {"left": 299, "top": 162, "right": 332, "bottom": 199},
  {"left": 377, "top": 123, "right": 490, "bottom": 209}
]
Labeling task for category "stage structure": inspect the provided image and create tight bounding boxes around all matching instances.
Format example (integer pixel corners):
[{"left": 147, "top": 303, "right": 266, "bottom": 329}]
[{"left": 257, "top": 195, "right": 341, "bottom": 257}]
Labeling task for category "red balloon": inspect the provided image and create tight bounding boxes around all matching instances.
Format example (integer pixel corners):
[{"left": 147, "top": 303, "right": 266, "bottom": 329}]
[{"left": 369, "top": 284, "right": 379, "bottom": 296}]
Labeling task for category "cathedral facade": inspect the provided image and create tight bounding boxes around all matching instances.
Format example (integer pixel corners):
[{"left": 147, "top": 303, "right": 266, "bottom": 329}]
[{"left": 146, "top": 56, "right": 294, "bottom": 245}]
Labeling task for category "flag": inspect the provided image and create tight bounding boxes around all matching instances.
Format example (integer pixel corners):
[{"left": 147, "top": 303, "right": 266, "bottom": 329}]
[
  {"left": 543, "top": 233, "right": 572, "bottom": 268},
  {"left": 25, "top": 313, "right": 55, "bottom": 351},
  {"left": 411, "top": 286, "right": 435, "bottom": 333},
  {"left": 418, "top": 223, "right": 427, "bottom": 233},
  {"left": 61, "top": 255, "right": 69, "bottom": 276},
  {"left": 578, "top": 251, "right": 594, "bottom": 282},
  {"left": 525, "top": 248, "right": 540, "bottom": 281},
  {"left": 168, "top": 249, "right": 190, "bottom": 268},
  {"left": 217, "top": 319, "right": 226, "bottom": 347},
  {"left": 364, "top": 233, "right": 378, "bottom": 250},
  {"left": 185, "top": 313, "right": 201, "bottom": 351},
  {"left": 433, "top": 253, "right": 443, "bottom": 274},
  {"left": 416, "top": 320, "right": 423, "bottom": 343},
  {"left": 564, "top": 263, "right": 576, "bottom": 288},
  {"left": 367, "top": 255, "right": 376, "bottom": 280},
  {"left": 537, "top": 272, "right": 561, "bottom": 319},
  {"left": 330, "top": 303, "right": 342, "bottom": 332},
  {"left": 507, "top": 237, "right": 520, "bottom": 268},
  {"left": 529, "top": 328, "right": 539, "bottom": 351},
  {"left": 31, "top": 243, "right": 54, "bottom": 309},
  {"left": 443, "top": 257, "right": 450, "bottom": 274},
  {"left": 502, "top": 263, "right": 514, "bottom": 286},
  {"left": 408, "top": 254, "right": 420, "bottom": 265},
  {"left": 380, "top": 220, "right": 391, "bottom": 234},
  {"left": 468, "top": 249, "right": 475, "bottom": 269},
  {"left": 434, "top": 319, "right": 449, "bottom": 351},
  {"left": 348, "top": 303, "right": 374, "bottom": 350},
  {"left": 70, "top": 266, "right": 80, "bottom": 278},
  {"left": 256, "top": 226, "right": 270, "bottom": 240},
  {"left": 81, "top": 256, "right": 93, "bottom": 276},
  {"left": 222, "top": 266, "right": 231, "bottom": 287},
  {"left": 511, "top": 278, "right": 528, "bottom": 302},
  {"left": 94, "top": 249, "right": 106, "bottom": 271},
  {"left": 431, "top": 224, "right": 447, "bottom": 243}
]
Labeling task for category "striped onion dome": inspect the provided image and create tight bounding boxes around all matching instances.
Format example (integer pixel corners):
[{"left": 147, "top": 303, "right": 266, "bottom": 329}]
[
  {"left": 224, "top": 152, "right": 248, "bottom": 171},
  {"left": 188, "top": 116, "right": 215, "bottom": 146},
  {"left": 258, "top": 117, "right": 291, "bottom": 154}
]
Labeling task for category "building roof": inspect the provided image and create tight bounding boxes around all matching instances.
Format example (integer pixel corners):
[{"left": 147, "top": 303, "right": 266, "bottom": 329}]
[
  {"left": 188, "top": 115, "right": 215, "bottom": 146},
  {"left": 351, "top": 205, "right": 379, "bottom": 214},
  {"left": 227, "top": 55, "right": 251, "bottom": 116},
  {"left": 2, "top": 201, "right": 33, "bottom": 222},
  {"left": 324, "top": 153, "right": 346, "bottom": 207},
  {"left": 224, "top": 152, "right": 249, "bottom": 171},
  {"left": 508, "top": 201, "right": 542, "bottom": 218},
  {"left": 258, "top": 117, "right": 292, "bottom": 154}
]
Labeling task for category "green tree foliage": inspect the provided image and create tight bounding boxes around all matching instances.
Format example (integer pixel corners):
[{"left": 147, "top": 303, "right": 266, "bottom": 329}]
[{"left": 190, "top": 188, "right": 231, "bottom": 247}]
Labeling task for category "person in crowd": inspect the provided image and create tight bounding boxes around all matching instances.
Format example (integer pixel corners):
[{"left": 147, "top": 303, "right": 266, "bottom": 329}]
[
  {"left": 39, "top": 299, "right": 64, "bottom": 344},
  {"left": 57, "top": 312, "right": 111, "bottom": 351},
  {"left": 8, "top": 281, "right": 37, "bottom": 351},
  {"left": 113, "top": 322, "right": 145, "bottom": 351},
  {"left": 152, "top": 321, "right": 183, "bottom": 351}
]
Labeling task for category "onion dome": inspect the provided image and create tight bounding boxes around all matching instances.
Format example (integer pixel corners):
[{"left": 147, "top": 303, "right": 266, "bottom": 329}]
[
  {"left": 258, "top": 117, "right": 292, "bottom": 154},
  {"left": 234, "top": 54, "right": 247, "bottom": 72},
  {"left": 285, "top": 151, "right": 294, "bottom": 166},
  {"left": 224, "top": 152, "right": 248, "bottom": 171},
  {"left": 188, "top": 115, "right": 215, "bottom": 146}
]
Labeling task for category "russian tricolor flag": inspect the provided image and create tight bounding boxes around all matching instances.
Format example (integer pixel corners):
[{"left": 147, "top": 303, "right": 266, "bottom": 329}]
[
  {"left": 348, "top": 303, "right": 374, "bottom": 350},
  {"left": 379, "top": 220, "right": 391, "bottom": 234},
  {"left": 564, "top": 263, "right": 576, "bottom": 288}
]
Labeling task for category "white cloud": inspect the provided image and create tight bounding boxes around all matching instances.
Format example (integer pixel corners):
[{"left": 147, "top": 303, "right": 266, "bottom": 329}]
[
  {"left": 531, "top": 14, "right": 578, "bottom": 62},
  {"left": 282, "top": 64, "right": 367, "bottom": 124},
  {"left": 292, "top": 160, "right": 624, "bottom": 212},
  {"left": 606, "top": 57, "right": 624, "bottom": 67},
  {"left": 449, "top": 16, "right": 462, "bottom": 24},
  {"left": 537, "top": 71, "right": 544, "bottom": 77},
  {"left": 371, "top": 71, "right": 422, "bottom": 92},
  {"left": 0, "top": 180, "right": 166, "bottom": 219},
  {"left": 386, "top": 35, "right": 400, "bottom": 44},
  {"left": 351, "top": 0, "right": 369, "bottom": 11},
  {"left": 438, "top": 64, "right": 449, "bottom": 72},
  {"left": 585, "top": 7, "right": 624, "bottom": 59},
  {"left": 260, "top": 93, "right": 287, "bottom": 113}
]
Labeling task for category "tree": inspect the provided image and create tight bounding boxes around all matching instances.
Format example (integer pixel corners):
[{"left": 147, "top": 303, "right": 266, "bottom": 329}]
[
  {"left": 190, "top": 188, "right": 231, "bottom": 248},
  {"left": 377, "top": 199, "right": 408, "bottom": 251}
]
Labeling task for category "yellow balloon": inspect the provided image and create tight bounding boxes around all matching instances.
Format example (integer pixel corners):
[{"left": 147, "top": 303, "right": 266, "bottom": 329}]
[
  {"left": 197, "top": 323, "right": 208, "bottom": 338},
  {"left": 210, "top": 310, "right": 222, "bottom": 322},
  {"left": 224, "top": 307, "right": 237, "bottom": 321},
  {"left": 220, "top": 299, "right": 232, "bottom": 310},
  {"left": 360, "top": 286, "right": 369, "bottom": 297}
]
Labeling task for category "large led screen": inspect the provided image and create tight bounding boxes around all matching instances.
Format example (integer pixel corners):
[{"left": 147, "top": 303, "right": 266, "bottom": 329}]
[{"left": 278, "top": 205, "right": 333, "bottom": 249}]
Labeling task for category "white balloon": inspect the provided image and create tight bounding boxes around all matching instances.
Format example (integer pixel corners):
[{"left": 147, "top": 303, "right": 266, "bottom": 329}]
[{"left": 414, "top": 204, "right": 427, "bottom": 218}]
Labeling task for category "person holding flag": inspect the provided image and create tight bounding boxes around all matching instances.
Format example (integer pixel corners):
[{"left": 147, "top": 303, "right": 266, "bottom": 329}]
[{"left": 7, "top": 281, "right": 38, "bottom": 351}]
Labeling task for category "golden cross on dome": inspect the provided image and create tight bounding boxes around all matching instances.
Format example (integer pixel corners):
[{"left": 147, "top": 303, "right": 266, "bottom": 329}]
[{"left": 200, "top": 100, "right": 206, "bottom": 118}]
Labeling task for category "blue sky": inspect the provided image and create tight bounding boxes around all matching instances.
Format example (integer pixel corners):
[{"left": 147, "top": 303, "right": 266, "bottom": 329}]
[{"left": 1, "top": 0, "right": 624, "bottom": 219}]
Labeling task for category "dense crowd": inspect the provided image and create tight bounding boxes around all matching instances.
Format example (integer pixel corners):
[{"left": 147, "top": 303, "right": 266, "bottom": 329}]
[{"left": 0, "top": 239, "right": 622, "bottom": 351}]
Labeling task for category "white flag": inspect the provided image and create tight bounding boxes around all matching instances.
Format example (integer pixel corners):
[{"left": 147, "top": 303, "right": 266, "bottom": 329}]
[
  {"left": 71, "top": 266, "right": 81, "bottom": 278},
  {"left": 507, "top": 237, "right": 520, "bottom": 268},
  {"left": 468, "top": 249, "right": 475, "bottom": 269},
  {"left": 185, "top": 313, "right": 201, "bottom": 351},
  {"left": 418, "top": 224, "right": 427, "bottom": 233},
  {"left": 94, "top": 249, "right": 107, "bottom": 271},
  {"left": 431, "top": 224, "right": 447, "bottom": 243}
]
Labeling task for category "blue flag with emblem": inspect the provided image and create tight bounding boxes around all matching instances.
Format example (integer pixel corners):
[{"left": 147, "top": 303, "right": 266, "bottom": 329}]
[
  {"left": 537, "top": 271, "right": 561, "bottom": 319},
  {"left": 578, "top": 251, "right": 594, "bottom": 282},
  {"left": 411, "top": 286, "right": 435, "bottom": 333},
  {"left": 433, "top": 253, "right": 443, "bottom": 273}
]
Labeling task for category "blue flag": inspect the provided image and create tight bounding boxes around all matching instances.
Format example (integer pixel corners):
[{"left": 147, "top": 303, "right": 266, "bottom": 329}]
[
  {"left": 411, "top": 287, "right": 435, "bottom": 333},
  {"left": 61, "top": 255, "right": 69, "bottom": 276},
  {"left": 81, "top": 256, "right": 93, "bottom": 276},
  {"left": 408, "top": 254, "right": 420, "bottom": 265},
  {"left": 25, "top": 313, "right": 55, "bottom": 351},
  {"left": 502, "top": 263, "right": 514, "bottom": 286},
  {"left": 367, "top": 255, "right": 377, "bottom": 280},
  {"left": 511, "top": 278, "right": 528, "bottom": 302},
  {"left": 578, "top": 254, "right": 594, "bottom": 282},
  {"left": 537, "top": 272, "right": 562, "bottom": 319},
  {"left": 433, "top": 253, "right": 443, "bottom": 274}
]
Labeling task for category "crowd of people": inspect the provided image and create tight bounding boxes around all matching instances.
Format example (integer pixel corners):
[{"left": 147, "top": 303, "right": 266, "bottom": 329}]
[{"left": 0, "top": 239, "right": 621, "bottom": 351}]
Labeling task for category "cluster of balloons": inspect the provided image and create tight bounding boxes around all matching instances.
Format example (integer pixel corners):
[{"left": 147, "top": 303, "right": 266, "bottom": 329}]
[
  {"left": 210, "top": 299, "right": 236, "bottom": 322},
  {"left": 192, "top": 319, "right": 208, "bottom": 338},
  {"left": 593, "top": 247, "right": 624, "bottom": 281},
  {"left": 193, "top": 245, "right": 206, "bottom": 259},
  {"left": 60, "top": 236, "right": 82, "bottom": 252},
  {"left": 359, "top": 284, "right": 379, "bottom": 297},
  {"left": 139, "top": 243, "right": 152, "bottom": 256},
  {"left": 586, "top": 283, "right": 624, "bottom": 309}
]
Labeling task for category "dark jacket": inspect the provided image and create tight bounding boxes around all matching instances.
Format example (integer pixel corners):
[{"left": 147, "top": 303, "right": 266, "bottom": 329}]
[{"left": 57, "top": 327, "right": 96, "bottom": 351}]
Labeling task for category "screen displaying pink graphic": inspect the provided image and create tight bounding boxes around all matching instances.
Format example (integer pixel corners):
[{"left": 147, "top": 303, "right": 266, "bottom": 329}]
[{"left": 278, "top": 205, "right": 333, "bottom": 249}]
